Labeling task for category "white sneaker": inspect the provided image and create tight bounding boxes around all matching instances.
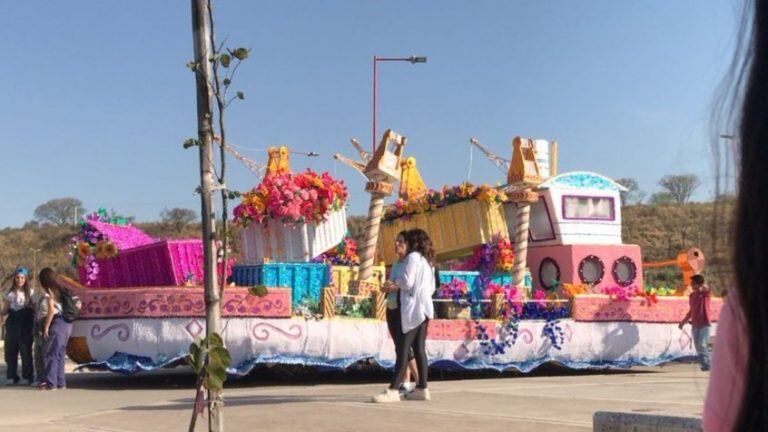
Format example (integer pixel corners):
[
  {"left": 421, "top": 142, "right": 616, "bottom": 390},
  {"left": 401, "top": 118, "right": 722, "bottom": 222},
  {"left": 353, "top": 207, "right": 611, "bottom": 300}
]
[
  {"left": 402, "top": 382, "right": 416, "bottom": 392},
  {"left": 406, "top": 388, "right": 431, "bottom": 401},
  {"left": 371, "top": 388, "right": 401, "bottom": 403}
]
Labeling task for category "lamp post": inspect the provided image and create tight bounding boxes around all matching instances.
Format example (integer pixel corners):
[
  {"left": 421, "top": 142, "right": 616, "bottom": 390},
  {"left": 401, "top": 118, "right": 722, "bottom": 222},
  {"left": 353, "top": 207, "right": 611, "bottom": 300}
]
[{"left": 372, "top": 55, "right": 427, "bottom": 152}]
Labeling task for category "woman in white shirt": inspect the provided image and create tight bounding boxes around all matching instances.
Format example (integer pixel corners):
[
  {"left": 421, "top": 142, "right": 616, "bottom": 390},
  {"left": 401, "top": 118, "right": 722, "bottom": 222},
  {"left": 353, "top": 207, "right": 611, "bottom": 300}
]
[
  {"left": 381, "top": 230, "right": 419, "bottom": 395},
  {"left": 373, "top": 228, "right": 435, "bottom": 403},
  {"left": 1, "top": 267, "right": 35, "bottom": 386}
]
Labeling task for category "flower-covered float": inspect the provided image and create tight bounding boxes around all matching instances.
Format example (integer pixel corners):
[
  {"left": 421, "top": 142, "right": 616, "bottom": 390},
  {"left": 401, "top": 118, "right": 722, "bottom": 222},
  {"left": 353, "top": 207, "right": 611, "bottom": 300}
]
[{"left": 65, "top": 136, "right": 722, "bottom": 375}]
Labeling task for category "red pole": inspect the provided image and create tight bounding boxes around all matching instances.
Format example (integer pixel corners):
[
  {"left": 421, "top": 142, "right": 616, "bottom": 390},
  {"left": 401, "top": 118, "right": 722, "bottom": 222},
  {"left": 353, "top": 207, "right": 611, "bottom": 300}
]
[{"left": 372, "top": 55, "right": 378, "bottom": 153}]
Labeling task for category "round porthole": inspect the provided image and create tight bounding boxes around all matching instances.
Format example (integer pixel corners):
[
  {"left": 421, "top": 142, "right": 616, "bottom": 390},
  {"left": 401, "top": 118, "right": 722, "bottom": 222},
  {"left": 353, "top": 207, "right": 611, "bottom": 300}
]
[
  {"left": 539, "top": 258, "right": 561, "bottom": 290},
  {"left": 612, "top": 256, "right": 637, "bottom": 287},
  {"left": 579, "top": 255, "right": 605, "bottom": 285}
]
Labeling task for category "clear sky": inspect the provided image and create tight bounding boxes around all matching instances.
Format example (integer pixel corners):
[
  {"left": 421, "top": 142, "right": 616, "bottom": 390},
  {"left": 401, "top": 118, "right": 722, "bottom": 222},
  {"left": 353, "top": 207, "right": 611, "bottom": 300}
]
[{"left": 0, "top": 1, "right": 740, "bottom": 227}]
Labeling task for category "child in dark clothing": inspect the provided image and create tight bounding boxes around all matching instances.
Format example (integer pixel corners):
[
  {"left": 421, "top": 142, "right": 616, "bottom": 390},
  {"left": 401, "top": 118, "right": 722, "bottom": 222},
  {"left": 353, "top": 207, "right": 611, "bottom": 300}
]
[{"left": 678, "top": 274, "right": 711, "bottom": 371}]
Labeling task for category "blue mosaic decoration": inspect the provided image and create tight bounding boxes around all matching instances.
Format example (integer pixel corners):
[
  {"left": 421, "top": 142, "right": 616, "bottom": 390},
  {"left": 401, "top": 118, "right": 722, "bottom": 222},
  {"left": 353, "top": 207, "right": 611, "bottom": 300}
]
[
  {"left": 541, "top": 172, "right": 625, "bottom": 192},
  {"left": 231, "top": 263, "right": 330, "bottom": 307}
]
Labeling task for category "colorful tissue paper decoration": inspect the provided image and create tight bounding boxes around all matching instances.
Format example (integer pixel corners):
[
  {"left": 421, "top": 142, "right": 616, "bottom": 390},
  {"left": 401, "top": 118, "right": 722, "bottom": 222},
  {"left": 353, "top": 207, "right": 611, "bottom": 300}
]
[
  {"left": 233, "top": 169, "right": 348, "bottom": 227},
  {"left": 483, "top": 282, "right": 522, "bottom": 304},
  {"left": 312, "top": 236, "right": 359, "bottom": 266},
  {"left": 437, "top": 279, "right": 470, "bottom": 301},
  {"left": 384, "top": 182, "right": 507, "bottom": 220},
  {"left": 458, "top": 235, "right": 515, "bottom": 273}
]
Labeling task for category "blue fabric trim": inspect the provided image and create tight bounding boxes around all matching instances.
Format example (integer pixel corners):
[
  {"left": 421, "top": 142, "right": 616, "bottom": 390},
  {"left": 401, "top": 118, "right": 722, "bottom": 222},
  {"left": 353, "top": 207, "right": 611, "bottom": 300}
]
[{"left": 76, "top": 351, "right": 697, "bottom": 376}]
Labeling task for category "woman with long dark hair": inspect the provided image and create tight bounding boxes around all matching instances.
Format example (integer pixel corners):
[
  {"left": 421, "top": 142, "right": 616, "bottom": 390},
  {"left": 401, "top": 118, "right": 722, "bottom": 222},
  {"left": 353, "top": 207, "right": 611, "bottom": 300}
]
[
  {"left": 37, "top": 268, "right": 72, "bottom": 390},
  {"left": 703, "top": 1, "right": 768, "bottom": 429},
  {"left": 373, "top": 228, "right": 435, "bottom": 403},
  {"left": 1, "top": 267, "right": 35, "bottom": 386},
  {"left": 380, "top": 230, "right": 419, "bottom": 395}
]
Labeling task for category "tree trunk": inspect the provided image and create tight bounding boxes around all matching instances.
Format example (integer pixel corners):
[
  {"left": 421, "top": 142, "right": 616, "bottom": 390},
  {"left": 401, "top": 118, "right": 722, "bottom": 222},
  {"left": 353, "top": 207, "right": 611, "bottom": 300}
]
[{"left": 190, "top": 0, "right": 223, "bottom": 430}]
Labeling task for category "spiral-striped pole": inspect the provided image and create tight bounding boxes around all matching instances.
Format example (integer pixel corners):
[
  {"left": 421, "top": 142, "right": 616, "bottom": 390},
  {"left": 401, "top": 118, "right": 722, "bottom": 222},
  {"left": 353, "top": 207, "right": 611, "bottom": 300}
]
[
  {"left": 321, "top": 286, "right": 335, "bottom": 319},
  {"left": 357, "top": 192, "right": 386, "bottom": 285},
  {"left": 512, "top": 201, "right": 531, "bottom": 296},
  {"left": 372, "top": 291, "right": 387, "bottom": 320}
]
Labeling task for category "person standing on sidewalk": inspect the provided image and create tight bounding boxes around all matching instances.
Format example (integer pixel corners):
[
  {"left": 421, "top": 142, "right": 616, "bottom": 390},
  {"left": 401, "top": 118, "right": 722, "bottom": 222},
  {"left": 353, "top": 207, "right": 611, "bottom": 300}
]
[
  {"left": 678, "top": 274, "right": 711, "bottom": 371},
  {"left": 31, "top": 276, "right": 50, "bottom": 385},
  {"left": 373, "top": 228, "right": 435, "bottom": 403},
  {"left": 1, "top": 267, "right": 35, "bottom": 386},
  {"left": 380, "top": 230, "right": 419, "bottom": 396},
  {"left": 38, "top": 268, "right": 72, "bottom": 390}
]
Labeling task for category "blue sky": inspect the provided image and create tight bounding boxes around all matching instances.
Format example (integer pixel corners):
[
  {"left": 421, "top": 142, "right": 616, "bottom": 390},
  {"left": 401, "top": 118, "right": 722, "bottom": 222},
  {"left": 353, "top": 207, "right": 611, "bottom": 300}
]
[{"left": 0, "top": 1, "right": 740, "bottom": 227}]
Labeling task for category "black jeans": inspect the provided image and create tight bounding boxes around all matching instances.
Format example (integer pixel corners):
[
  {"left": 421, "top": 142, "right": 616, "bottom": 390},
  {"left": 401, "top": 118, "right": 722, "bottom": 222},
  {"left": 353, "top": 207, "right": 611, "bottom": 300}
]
[
  {"left": 4, "top": 308, "right": 34, "bottom": 382},
  {"left": 390, "top": 318, "right": 429, "bottom": 390},
  {"left": 385, "top": 298, "right": 414, "bottom": 363}
]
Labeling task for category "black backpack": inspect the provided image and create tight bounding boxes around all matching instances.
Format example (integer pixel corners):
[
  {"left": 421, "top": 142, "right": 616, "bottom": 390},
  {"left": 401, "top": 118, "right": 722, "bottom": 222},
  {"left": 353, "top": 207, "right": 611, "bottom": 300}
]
[{"left": 60, "top": 288, "right": 81, "bottom": 323}]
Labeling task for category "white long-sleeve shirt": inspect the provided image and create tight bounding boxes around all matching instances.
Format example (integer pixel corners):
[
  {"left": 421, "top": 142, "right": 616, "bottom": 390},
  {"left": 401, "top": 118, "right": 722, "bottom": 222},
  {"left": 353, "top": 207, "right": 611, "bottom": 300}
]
[{"left": 395, "top": 252, "right": 435, "bottom": 333}]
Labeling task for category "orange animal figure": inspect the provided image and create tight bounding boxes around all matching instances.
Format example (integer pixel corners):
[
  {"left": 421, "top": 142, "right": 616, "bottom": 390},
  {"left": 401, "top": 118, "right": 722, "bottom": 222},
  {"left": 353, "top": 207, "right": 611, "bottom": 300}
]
[{"left": 643, "top": 247, "right": 706, "bottom": 294}]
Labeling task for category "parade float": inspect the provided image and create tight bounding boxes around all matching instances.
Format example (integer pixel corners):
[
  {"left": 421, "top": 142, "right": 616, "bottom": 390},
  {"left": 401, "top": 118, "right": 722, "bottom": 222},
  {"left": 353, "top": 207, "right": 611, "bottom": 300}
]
[{"left": 64, "top": 135, "right": 722, "bottom": 375}]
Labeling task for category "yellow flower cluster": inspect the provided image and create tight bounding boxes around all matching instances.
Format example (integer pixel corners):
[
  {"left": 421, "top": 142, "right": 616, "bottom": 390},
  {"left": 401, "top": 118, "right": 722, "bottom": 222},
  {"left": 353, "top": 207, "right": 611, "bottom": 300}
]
[
  {"left": 561, "top": 283, "right": 590, "bottom": 298},
  {"left": 95, "top": 241, "right": 119, "bottom": 260}
]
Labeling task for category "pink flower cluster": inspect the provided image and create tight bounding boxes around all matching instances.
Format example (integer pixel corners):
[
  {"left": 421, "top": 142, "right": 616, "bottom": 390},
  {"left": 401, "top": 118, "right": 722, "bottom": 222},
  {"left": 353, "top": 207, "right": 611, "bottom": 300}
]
[
  {"left": 483, "top": 282, "right": 522, "bottom": 303},
  {"left": 601, "top": 284, "right": 643, "bottom": 301},
  {"left": 234, "top": 170, "right": 348, "bottom": 226}
]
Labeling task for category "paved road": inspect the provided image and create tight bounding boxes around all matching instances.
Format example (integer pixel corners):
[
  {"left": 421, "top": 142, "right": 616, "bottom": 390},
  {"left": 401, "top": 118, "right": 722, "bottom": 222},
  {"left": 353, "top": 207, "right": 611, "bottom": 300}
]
[{"left": 0, "top": 362, "right": 709, "bottom": 432}]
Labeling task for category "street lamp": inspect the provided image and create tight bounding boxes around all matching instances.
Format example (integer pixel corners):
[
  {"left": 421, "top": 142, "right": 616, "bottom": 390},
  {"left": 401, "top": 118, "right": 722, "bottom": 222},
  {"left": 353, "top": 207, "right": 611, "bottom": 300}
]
[{"left": 372, "top": 55, "right": 427, "bottom": 151}]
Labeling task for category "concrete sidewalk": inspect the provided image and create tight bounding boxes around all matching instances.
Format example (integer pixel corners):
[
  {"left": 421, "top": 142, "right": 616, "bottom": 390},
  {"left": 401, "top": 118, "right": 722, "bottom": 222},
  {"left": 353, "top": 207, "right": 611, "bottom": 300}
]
[{"left": 0, "top": 363, "right": 710, "bottom": 431}]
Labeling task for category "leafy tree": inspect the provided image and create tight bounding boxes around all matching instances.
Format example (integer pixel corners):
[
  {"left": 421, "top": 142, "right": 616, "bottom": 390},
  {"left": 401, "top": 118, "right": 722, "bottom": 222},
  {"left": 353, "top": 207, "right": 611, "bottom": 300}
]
[
  {"left": 659, "top": 174, "right": 701, "bottom": 205},
  {"left": 615, "top": 178, "right": 642, "bottom": 205},
  {"left": 648, "top": 192, "right": 676, "bottom": 206},
  {"left": 160, "top": 208, "right": 198, "bottom": 234},
  {"left": 33, "top": 198, "right": 85, "bottom": 226}
]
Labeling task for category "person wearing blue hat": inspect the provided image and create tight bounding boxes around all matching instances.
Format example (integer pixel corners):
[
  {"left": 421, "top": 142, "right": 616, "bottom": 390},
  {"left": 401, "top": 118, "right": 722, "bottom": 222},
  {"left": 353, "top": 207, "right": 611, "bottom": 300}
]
[{"left": 1, "top": 267, "right": 35, "bottom": 386}]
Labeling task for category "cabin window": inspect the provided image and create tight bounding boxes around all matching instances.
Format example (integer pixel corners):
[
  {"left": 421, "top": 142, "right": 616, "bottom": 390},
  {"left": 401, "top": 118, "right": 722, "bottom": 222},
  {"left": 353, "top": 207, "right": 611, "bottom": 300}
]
[
  {"left": 612, "top": 256, "right": 637, "bottom": 286},
  {"left": 578, "top": 255, "right": 605, "bottom": 285},
  {"left": 562, "top": 195, "right": 615, "bottom": 221},
  {"left": 529, "top": 199, "right": 556, "bottom": 241},
  {"left": 539, "top": 258, "right": 561, "bottom": 290}
]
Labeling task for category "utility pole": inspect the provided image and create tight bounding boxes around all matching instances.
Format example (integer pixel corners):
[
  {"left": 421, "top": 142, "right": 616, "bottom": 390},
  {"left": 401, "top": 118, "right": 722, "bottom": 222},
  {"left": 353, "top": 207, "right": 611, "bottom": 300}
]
[{"left": 190, "top": 0, "right": 223, "bottom": 430}]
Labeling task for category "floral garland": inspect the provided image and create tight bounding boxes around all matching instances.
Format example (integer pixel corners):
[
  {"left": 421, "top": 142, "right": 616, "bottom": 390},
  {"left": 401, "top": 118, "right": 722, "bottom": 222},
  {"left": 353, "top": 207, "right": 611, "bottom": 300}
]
[
  {"left": 233, "top": 169, "right": 348, "bottom": 227},
  {"left": 383, "top": 182, "right": 507, "bottom": 221},
  {"left": 311, "top": 236, "right": 359, "bottom": 266}
]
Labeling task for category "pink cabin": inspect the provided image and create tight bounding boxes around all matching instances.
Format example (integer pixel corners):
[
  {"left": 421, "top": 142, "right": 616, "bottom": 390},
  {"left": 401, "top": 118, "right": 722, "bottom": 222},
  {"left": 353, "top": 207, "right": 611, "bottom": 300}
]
[{"left": 517, "top": 172, "right": 642, "bottom": 292}]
